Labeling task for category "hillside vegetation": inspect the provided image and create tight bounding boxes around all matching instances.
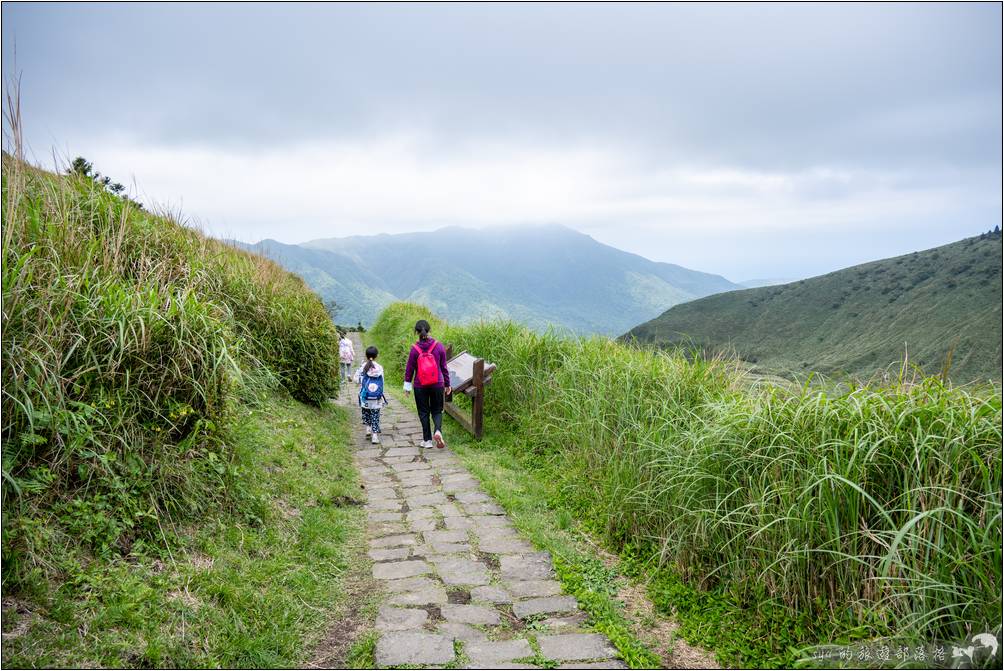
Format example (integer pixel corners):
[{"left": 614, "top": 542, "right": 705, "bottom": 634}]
[
  {"left": 370, "top": 302, "right": 1002, "bottom": 666},
  {"left": 2, "top": 155, "right": 360, "bottom": 665},
  {"left": 625, "top": 233, "right": 1003, "bottom": 385},
  {"left": 245, "top": 224, "right": 739, "bottom": 335}
]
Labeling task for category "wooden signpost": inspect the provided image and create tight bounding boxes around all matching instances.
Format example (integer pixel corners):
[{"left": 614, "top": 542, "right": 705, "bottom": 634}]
[{"left": 443, "top": 345, "right": 495, "bottom": 439}]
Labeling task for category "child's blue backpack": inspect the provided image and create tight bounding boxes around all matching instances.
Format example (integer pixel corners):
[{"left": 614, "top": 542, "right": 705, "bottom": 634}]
[{"left": 360, "top": 372, "right": 385, "bottom": 402}]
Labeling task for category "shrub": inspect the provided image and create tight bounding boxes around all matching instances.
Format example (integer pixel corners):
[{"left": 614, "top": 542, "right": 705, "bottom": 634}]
[
  {"left": 371, "top": 302, "right": 1002, "bottom": 650},
  {"left": 1, "top": 156, "right": 339, "bottom": 587}
]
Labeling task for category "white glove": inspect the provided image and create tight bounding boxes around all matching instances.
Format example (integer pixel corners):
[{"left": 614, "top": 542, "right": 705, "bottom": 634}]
[{"left": 403, "top": 381, "right": 413, "bottom": 392}]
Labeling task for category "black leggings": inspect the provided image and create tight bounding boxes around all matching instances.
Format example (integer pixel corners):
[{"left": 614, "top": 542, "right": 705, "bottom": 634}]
[{"left": 414, "top": 386, "right": 444, "bottom": 441}]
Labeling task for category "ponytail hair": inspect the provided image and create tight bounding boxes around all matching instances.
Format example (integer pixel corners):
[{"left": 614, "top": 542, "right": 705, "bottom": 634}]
[
  {"left": 414, "top": 320, "right": 431, "bottom": 340},
  {"left": 363, "top": 345, "right": 378, "bottom": 375}
]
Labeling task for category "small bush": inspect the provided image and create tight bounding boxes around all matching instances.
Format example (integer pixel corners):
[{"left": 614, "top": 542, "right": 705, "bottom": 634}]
[
  {"left": 2, "top": 157, "right": 339, "bottom": 587},
  {"left": 371, "top": 302, "right": 1002, "bottom": 652}
]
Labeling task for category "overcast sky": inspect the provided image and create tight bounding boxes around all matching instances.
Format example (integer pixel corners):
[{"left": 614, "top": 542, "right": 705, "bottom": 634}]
[{"left": 3, "top": 2, "right": 1001, "bottom": 281}]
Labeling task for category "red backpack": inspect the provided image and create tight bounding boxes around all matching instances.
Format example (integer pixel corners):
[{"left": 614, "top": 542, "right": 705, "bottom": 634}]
[{"left": 414, "top": 339, "right": 440, "bottom": 386}]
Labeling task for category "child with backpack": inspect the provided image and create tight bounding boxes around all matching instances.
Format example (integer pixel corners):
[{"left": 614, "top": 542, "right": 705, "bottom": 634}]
[
  {"left": 338, "top": 331, "right": 355, "bottom": 381},
  {"left": 403, "top": 320, "right": 452, "bottom": 449},
  {"left": 353, "top": 345, "right": 387, "bottom": 445}
]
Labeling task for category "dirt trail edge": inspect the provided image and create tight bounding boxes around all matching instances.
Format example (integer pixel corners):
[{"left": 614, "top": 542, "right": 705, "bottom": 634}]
[{"left": 337, "top": 334, "right": 626, "bottom": 669}]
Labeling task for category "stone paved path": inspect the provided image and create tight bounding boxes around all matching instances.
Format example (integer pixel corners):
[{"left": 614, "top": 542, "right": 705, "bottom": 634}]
[{"left": 339, "top": 335, "right": 625, "bottom": 669}]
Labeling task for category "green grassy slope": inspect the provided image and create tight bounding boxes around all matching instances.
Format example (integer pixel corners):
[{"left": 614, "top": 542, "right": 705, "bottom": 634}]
[
  {"left": 370, "top": 301, "right": 1001, "bottom": 667},
  {"left": 245, "top": 224, "right": 740, "bottom": 335},
  {"left": 625, "top": 232, "right": 1003, "bottom": 384},
  {"left": 2, "top": 395, "right": 366, "bottom": 668},
  {"left": 2, "top": 155, "right": 363, "bottom": 665}
]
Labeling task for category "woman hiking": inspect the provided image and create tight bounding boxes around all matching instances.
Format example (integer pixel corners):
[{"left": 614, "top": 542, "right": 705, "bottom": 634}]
[{"left": 403, "top": 320, "right": 452, "bottom": 449}]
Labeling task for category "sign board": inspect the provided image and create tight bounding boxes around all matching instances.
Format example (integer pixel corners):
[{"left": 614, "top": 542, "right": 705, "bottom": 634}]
[
  {"left": 447, "top": 351, "right": 496, "bottom": 394},
  {"left": 444, "top": 348, "right": 495, "bottom": 439}
]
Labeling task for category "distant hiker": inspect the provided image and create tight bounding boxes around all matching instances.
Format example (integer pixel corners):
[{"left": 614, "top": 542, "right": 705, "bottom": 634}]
[
  {"left": 338, "top": 331, "right": 355, "bottom": 381},
  {"left": 403, "top": 320, "right": 451, "bottom": 449},
  {"left": 353, "top": 345, "right": 387, "bottom": 444}
]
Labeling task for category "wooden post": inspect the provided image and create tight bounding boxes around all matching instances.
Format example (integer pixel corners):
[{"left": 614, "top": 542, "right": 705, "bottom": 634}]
[
  {"left": 445, "top": 344, "right": 454, "bottom": 402},
  {"left": 472, "top": 357, "right": 484, "bottom": 439}
]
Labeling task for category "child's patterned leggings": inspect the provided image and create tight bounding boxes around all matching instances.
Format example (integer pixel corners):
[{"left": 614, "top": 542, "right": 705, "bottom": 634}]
[{"left": 361, "top": 408, "right": 381, "bottom": 434}]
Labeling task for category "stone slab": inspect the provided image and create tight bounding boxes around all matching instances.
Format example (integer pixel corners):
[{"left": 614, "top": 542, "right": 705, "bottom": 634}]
[
  {"left": 479, "top": 538, "right": 535, "bottom": 554},
  {"left": 557, "top": 662, "right": 627, "bottom": 669},
  {"left": 510, "top": 578, "right": 566, "bottom": 598},
  {"left": 401, "top": 485, "right": 441, "bottom": 496},
  {"left": 409, "top": 518, "right": 438, "bottom": 532},
  {"left": 537, "top": 634, "right": 618, "bottom": 662},
  {"left": 434, "top": 558, "right": 490, "bottom": 585},
  {"left": 475, "top": 525, "right": 518, "bottom": 541},
  {"left": 437, "top": 622, "right": 488, "bottom": 643},
  {"left": 373, "top": 560, "right": 431, "bottom": 580},
  {"left": 441, "top": 472, "right": 477, "bottom": 483},
  {"left": 470, "top": 585, "right": 511, "bottom": 604},
  {"left": 424, "top": 529, "right": 469, "bottom": 544},
  {"left": 469, "top": 515, "right": 513, "bottom": 528},
  {"left": 375, "top": 631, "right": 454, "bottom": 666},
  {"left": 463, "top": 502, "right": 507, "bottom": 515},
  {"left": 387, "top": 586, "right": 449, "bottom": 606},
  {"left": 464, "top": 639, "right": 534, "bottom": 665},
  {"left": 369, "top": 522, "right": 409, "bottom": 537},
  {"left": 443, "top": 516, "right": 474, "bottom": 530},
  {"left": 365, "top": 499, "right": 403, "bottom": 512},
  {"left": 383, "top": 576, "right": 437, "bottom": 593},
  {"left": 442, "top": 479, "right": 481, "bottom": 493},
  {"left": 441, "top": 604, "right": 501, "bottom": 625},
  {"left": 436, "top": 503, "right": 464, "bottom": 517},
  {"left": 370, "top": 533, "right": 418, "bottom": 548},
  {"left": 542, "top": 612, "right": 588, "bottom": 631},
  {"left": 368, "top": 512, "right": 404, "bottom": 523},
  {"left": 500, "top": 553, "right": 555, "bottom": 581},
  {"left": 376, "top": 605, "right": 429, "bottom": 631},
  {"left": 406, "top": 508, "right": 437, "bottom": 521},
  {"left": 409, "top": 492, "right": 449, "bottom": 507},
  {"left": 368, "top": 548, "right": 411, "bottom": 562},
  {"left": 391, "top": 461, "right": 431, "bottom": 472},
  {"left": 455, "top": 490, "right": 493, "bottom": 504},
  {"left": 383, "top": 447, "right": 421, "bottom": 458},
  {"left": 512, "top": 595, "right": 579, "bottom": 619},
  {"left": 416, "top": 542, "right": 471, "bottom": 556}
]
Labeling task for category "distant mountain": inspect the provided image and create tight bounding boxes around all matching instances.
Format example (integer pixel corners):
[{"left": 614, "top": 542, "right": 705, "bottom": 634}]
[
  {"left": 624, "top": 231, "right": 1003, "bottom": 385},
  {"left": 238, "top": 225, "right": 740, "bottom": 335},
  {"left": 739, "top": 277, "right": 794, "bottom": 289}
]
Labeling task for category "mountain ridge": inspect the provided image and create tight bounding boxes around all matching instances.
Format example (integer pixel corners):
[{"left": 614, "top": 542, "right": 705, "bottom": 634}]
[
  {"left": 623, "top": 231, "right": 1003, "bottom": 384},
  {"left": 241, "top": 224, "right": 740, "bottom": 334}
]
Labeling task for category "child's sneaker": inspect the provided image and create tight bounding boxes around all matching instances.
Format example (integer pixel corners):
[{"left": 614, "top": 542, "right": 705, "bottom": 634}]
[
  {"left": 371, "top": 433, "right": 380, "bottom": 445},
  {"left": 365, "top": 426, "right": 372, "bottom": 436},
  {"left": 434, "top": 430, "right": 446, "bottom": 449}
]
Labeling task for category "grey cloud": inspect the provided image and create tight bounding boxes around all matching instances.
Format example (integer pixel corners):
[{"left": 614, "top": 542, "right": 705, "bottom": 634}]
[
  {"left": 1, "top": 2, "right": 1000, "bottom": 281},
  {"left": 5, "top": 3, "right": 1000, "bottom": 165}
]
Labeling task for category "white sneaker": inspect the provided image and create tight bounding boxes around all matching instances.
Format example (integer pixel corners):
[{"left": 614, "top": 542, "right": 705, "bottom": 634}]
[
  {"left": 433, "top": 431, "right": 446, "bottom": 449},
  {"left": 365, "top": 426, "right": 372, "bottom": 436},
  {"left": 420, "top": 440, "right": 434, "bottom": 449},
  {"left": 371, "top": 433, "right": 380, "bottom": 445}
]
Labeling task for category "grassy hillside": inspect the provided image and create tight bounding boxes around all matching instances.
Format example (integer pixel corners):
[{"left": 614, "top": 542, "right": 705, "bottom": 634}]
[
  {"left": 2, "top": 155, "right": 363, "bottom": 665},
  {"left": 625, "top": 233, "right": 1003, "bottom": 385},
  {"left": 370, "top": 302, "right": 1002, "bottom": 667},
  {"left": 245, "top": 224, "right": 740, "bottom": 335}
]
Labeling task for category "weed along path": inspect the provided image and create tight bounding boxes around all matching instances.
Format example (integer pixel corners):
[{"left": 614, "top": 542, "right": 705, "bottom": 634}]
[{"left": 336, "top": 336, "right": 626, "bottom": 669}]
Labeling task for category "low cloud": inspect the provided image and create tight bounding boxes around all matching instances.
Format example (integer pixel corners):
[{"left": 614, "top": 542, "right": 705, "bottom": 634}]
[{"left": 58, "top": 132, "right": 999, "bottom": 280}]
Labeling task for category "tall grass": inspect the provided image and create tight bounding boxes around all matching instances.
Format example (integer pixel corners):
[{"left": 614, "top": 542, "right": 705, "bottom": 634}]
[
  {"left": 1, "top": 152, "right": 340, "bottom": 590},
  {"left": 370, "top": 302, "right": 1002, "bottom": 650}
]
